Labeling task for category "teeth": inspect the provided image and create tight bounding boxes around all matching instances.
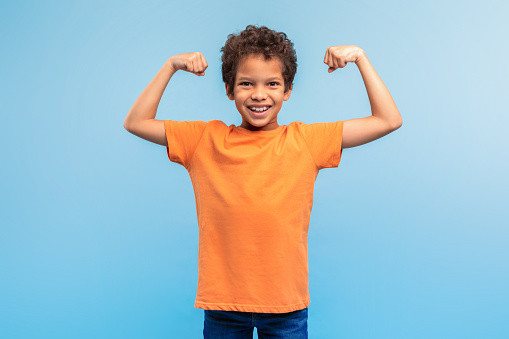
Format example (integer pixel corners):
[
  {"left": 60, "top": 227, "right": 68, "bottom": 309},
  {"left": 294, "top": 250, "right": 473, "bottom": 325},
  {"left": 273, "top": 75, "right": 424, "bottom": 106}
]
[{"left": 249, "top": 106, "right": 269, "bottom": 112}]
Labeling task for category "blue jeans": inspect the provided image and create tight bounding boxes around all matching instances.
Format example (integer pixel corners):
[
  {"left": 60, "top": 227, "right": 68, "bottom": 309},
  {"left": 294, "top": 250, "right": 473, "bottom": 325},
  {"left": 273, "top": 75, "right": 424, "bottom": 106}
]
[{"left": 203, "top": 308, "right": 308, "bottom": 339}]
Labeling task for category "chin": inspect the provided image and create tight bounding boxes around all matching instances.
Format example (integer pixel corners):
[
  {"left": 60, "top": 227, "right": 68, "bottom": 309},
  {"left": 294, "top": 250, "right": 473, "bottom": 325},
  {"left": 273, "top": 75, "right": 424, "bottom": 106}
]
[{"left": 250, "top": 120, "right": 267, "bottom": 126}]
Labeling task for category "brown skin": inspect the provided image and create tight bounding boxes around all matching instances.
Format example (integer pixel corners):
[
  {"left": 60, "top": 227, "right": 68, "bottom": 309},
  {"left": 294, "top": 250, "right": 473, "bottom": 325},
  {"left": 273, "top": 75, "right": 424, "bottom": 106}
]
[
  {"left": 323, "top": 45, "right": 403, "bottom": 148},
  {"left": 123, "top": 46, "right": 402, "bottom": 149},
  {"left": 225, "top": 54, "right": 291, "bottom": 132}
]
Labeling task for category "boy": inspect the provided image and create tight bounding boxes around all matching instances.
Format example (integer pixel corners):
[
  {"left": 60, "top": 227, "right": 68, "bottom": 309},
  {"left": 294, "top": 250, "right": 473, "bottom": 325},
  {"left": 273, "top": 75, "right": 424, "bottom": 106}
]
[{"left": 124, "top": 25, "right": 402, "bottom": 338}]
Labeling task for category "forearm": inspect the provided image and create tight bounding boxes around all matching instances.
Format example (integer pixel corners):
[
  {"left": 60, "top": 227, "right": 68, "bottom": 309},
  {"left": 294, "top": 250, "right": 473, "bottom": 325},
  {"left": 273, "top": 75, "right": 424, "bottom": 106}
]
[
  {"left": 124, "top": 59, "right": 176, "bottom": 128},
  {"left": 355, "top": 51, "right": 402, "bottom": 127}
]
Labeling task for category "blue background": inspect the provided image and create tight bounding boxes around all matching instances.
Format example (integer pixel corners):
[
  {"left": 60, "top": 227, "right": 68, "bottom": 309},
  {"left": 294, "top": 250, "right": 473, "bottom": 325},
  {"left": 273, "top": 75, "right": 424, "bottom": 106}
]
[{"left": 1, "top": 0, "right": 508, "bottom": 338}]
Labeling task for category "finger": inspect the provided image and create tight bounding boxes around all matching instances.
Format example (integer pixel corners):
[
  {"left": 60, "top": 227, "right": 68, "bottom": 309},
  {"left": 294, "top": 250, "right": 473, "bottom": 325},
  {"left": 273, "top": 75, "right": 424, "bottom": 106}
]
[
  {"left": 327, "top": 48, "right": 333, "bottom": 65},
  {"left": 324, "top": 49, "right": 329, "bottom": 65},
  {"left": 194, "top": 59, "right": 202, "bottom": 73},
  {"left": 200, "top": 55, "right": 208, "bottom": 69},
  {"left": 332, "top": 56, "right": 339, "bottom": 70},
  {"left": 193, "top": 59, "right": 205, "bottom": 76},
  {"left": 195, "top": 55, "right": 202, "bottom": 68},
  {"left": 196, "top": 61, "right": 206, "bottom": 75},
  {"left": 195, "top": 60, "right": 202, "bottom": 73},
  {"left": 197, "top": 57, "right": 207, "bottom": 72},
  {"left": 328, "top": 50, "right": 337, "bottom": 72}
]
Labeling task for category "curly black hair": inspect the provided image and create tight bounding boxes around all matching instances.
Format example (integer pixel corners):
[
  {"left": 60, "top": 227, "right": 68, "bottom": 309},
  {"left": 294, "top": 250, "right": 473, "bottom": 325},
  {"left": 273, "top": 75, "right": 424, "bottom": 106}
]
[{"left": 220, "top": 25, "right": 297, "bottom": 98}]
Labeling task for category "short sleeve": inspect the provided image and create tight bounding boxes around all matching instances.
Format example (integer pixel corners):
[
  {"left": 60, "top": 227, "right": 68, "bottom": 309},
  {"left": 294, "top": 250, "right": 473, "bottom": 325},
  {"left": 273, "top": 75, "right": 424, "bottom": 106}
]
[
  {"left": 299, "top": 121, "right": 344, "bottom": 170},
  {"left": 164, "top": 120, "right": 208, "bottom": 168}
]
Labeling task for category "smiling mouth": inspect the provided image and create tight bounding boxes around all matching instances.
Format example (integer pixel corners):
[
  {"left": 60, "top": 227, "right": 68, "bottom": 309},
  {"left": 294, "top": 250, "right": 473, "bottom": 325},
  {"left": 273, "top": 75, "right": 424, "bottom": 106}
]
[
  {"left": 248, "top": 106, "right": 271, "bottom": 117},
  {"left": 248, "top": 106, "right": 272, "bottom": 112}
]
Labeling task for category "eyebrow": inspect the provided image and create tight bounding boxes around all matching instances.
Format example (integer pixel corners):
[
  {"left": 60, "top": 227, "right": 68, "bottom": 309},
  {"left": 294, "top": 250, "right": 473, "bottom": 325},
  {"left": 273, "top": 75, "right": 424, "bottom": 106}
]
[{"left": 237, "top": 77, "right": 282, "bottom": 81}]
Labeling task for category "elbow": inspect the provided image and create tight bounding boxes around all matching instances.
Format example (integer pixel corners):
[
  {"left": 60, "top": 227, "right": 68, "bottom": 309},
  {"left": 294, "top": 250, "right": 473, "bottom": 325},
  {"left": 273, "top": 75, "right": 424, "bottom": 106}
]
[
  {"left": 390, "top": 115, "right": 403, "bottom": 130},
  {"left": 123, "top": 119, "right": 132, "bottom": 132}
]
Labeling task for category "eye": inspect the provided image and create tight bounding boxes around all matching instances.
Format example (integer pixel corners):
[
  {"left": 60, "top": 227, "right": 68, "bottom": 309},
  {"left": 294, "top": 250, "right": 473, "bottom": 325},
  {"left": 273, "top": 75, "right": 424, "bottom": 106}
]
[
  {"left": 269, "top": 82, "right": 279, "bottom": 86},
  {"left": 239, "top": 82, "right": 251, "bottom": 86}
]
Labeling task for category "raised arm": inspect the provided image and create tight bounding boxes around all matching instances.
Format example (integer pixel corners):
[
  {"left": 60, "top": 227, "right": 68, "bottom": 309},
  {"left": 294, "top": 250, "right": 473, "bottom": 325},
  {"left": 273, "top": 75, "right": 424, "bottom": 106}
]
[
  {"left": 324, "top": 46, "right": 402, "bottom": 149},
  {"left": 124, "top": 52, "right": 208, "bottom": 146}
]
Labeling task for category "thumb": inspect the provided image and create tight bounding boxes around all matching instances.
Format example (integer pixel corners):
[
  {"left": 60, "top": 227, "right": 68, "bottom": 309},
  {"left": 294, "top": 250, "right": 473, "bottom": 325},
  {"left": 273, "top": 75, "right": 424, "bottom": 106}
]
[
  {"left": 328, "top": 67, "right": 336, "bottom": 73},
  {"left": 195, "top": 71, "right": 205, "bottom": 76}
]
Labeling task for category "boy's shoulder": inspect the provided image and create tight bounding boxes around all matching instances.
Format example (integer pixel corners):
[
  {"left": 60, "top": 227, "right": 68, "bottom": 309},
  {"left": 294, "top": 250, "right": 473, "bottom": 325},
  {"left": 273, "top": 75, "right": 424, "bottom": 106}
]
[{"left": 178, "top": 119, "right": 225, "bottom": 128}]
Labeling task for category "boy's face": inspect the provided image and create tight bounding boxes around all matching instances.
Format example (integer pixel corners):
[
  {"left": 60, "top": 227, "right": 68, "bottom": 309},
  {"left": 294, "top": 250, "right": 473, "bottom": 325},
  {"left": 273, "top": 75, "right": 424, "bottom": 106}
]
[{"left": 226, "top": 54, "right": 291, "bottom": 131}]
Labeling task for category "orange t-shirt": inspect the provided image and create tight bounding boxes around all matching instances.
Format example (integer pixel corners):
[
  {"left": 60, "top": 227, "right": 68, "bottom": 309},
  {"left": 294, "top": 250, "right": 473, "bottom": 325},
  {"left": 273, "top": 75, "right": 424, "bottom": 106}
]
[{"left": 164, "top": 119, "right": 344, "bottom": 313}]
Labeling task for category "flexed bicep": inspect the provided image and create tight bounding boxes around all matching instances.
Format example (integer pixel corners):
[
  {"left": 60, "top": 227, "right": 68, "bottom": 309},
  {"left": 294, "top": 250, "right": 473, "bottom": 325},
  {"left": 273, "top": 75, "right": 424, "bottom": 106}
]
[
  {"left": 342, "top": 116, "right": 400, "bottom": 149},
  {"left": 124, "top": 119, "right": 168, "bottom": 146}
]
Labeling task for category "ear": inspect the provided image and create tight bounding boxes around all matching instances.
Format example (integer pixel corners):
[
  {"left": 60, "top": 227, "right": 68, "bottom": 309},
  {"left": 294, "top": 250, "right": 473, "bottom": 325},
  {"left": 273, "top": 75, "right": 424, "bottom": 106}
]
[
  {"left": 225, "top": 83, "right": 234, "bottom": 100},
  {"left": 283, "top": 84, "right": 292, "bottom": 101}
]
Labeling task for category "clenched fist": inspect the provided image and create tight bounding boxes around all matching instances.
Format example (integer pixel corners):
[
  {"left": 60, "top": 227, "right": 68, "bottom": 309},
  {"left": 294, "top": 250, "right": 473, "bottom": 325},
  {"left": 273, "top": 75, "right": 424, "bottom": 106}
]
[
  {"left": 168, "top": 52, "right": 208, "bottom": 76},
  {"left": 324, "top": 45, "right": 365, "bottom": 73}
]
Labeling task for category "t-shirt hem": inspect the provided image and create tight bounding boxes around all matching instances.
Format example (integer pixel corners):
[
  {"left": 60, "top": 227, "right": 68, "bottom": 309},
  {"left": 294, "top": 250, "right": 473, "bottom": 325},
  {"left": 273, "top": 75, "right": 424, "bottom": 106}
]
[
  {"left": 164, "top": 120, "right": 182, "bottom": 167},
  {"left": 330, "top": 120, "right": 344, "bottom": 168},
  {"left": 195, "top": 299, "right": 310, "bottom": 313}
]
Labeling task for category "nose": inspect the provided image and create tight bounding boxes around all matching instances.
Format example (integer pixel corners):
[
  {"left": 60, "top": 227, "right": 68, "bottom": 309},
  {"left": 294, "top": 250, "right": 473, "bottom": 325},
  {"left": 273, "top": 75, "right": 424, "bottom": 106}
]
[{"left": 251, "top": 85, "right": 267, "bottom": 101}]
